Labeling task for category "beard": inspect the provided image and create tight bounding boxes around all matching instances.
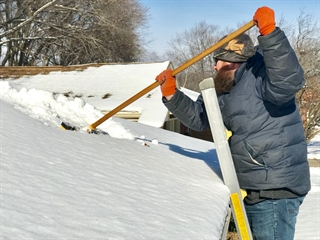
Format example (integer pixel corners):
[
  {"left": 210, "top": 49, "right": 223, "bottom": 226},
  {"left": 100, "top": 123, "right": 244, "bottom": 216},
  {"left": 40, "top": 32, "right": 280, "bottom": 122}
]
[{"left": 214, "top": 67, "right": 235, "bottom": 94}]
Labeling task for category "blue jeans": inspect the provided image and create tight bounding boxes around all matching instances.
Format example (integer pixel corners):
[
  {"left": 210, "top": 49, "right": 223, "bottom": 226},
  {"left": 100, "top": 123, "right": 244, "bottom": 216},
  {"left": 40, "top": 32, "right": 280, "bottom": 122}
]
[{"left": 244, "top": 196, "right": 305, "bottom": 240}]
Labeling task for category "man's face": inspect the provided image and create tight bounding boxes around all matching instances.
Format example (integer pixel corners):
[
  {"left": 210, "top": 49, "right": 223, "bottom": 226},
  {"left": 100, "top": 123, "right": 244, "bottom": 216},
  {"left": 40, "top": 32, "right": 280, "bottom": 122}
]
[
  {"left": 213, "top": 59, "right": 239, "bottom": 94},
  {"left": 213, "top": 59, "right": 227, "bottom": 72}
]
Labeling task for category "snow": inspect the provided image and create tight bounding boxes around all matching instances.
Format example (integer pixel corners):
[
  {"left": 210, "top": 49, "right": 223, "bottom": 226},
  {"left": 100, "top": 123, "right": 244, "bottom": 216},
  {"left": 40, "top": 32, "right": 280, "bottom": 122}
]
[
  {"left": 308, "top": 133, "right": 320, "bottom": 160},
  {"left": 7, "top": 62, "right": 171, "bottom": 128},
  {"left": 0, "top": 62, "right": 319, "bottom": 239}
]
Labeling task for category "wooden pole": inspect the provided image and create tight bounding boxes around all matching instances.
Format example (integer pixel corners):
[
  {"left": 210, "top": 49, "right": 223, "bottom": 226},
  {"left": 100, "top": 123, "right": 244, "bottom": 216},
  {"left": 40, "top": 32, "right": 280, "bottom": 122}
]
[{"left": 86, "top": 20, "right": 255, "bottom": 130}]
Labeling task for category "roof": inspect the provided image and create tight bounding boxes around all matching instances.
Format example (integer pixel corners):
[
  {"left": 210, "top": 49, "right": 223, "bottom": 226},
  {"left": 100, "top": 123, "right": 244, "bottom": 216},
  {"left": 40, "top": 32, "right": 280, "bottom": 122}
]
[{"left": 5, "top": 61, "right": 172, "bottom": 128}]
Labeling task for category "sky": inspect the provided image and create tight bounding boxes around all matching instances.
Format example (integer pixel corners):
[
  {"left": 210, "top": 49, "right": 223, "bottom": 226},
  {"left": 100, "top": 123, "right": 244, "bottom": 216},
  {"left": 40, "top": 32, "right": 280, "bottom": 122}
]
[
  {"left": 0, "top": 63, "right": 319, "bottom": 239},
  {"left": 139, "top": 0, "right": 320, "bottom": 55}
]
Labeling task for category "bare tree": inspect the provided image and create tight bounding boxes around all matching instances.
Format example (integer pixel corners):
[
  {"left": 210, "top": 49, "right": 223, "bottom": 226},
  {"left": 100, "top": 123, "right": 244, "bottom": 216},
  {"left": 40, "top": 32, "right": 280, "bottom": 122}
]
[
  {"left": 165, "top": 21, "right": 228, "bottom": 92},
  {"left": 0, "top": 0, "right": 149, "bottom": 66},
  {"left": 291, "top": 11, "right": 320, "bottom": 142},
  {"left": 141, "top": 50, "right": 166, "bottom": 62}
]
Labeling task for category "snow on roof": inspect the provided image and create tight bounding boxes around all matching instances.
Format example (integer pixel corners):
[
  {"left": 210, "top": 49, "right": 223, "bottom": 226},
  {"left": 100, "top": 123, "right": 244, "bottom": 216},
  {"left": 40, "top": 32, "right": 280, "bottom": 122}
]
[
  {"left": 0, "top": 84, "right": 230, "bottom": 239},
  {"left": 181, "top": 86, "right": 200, "bottom": 101},
  {"left": 7, "top": 61, "right": 172, "bottom": 128}
]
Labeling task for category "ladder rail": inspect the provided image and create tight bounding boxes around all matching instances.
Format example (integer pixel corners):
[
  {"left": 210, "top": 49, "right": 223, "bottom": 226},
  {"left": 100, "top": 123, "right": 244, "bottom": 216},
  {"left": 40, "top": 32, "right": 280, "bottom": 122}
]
[{"left": 199, "top": 78, "right": 252, "bottom": 240}]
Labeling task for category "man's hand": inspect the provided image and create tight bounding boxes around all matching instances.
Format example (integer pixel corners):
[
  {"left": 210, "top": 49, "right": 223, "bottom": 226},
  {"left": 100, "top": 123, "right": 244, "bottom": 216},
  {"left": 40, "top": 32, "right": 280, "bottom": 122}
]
[
  {"left": 253, "top": 6, "right": 276, "bottom": 36},
  {"left": 155, "top": 69, "right": 176, "bottom": 97}
]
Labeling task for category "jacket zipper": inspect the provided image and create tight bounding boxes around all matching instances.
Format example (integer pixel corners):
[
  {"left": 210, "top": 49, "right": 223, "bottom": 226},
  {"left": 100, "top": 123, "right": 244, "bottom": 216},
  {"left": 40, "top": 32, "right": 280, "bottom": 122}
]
[{"left": 246, "top": 152, "right": 269, "bottom": 181}]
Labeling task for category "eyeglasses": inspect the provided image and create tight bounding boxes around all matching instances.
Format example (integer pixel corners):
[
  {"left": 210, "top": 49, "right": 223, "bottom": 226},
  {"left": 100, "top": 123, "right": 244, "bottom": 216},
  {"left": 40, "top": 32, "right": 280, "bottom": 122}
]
[{"left": 213, "top": 57, "right": 219, "bottom": 65}]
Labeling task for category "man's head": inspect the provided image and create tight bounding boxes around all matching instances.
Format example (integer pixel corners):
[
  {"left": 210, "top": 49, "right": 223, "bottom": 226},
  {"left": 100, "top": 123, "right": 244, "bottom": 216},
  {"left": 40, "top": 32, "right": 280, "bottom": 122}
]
[
  {"left": 212, "top": 33, "right": 255, "bottom": 94},
  {"left": 213, "top": 33, "right": 255, "bottom": 64}
]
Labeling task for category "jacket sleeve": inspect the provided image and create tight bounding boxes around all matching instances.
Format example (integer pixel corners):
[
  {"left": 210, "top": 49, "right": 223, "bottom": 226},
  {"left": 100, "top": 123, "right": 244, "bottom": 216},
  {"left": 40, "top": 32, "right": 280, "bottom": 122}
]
[
  {"left": 163, "top": 90, "right": 210, "bottom": 132},
  {"left": 258, "top": 28, "right": 305, "bottom": 104}
]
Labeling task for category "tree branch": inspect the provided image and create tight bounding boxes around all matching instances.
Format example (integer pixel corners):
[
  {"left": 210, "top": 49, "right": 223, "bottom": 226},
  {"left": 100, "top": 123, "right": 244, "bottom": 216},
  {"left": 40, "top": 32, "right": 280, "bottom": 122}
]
[{"left": 0, "top": 0, "right": 58, "bottom": 39}]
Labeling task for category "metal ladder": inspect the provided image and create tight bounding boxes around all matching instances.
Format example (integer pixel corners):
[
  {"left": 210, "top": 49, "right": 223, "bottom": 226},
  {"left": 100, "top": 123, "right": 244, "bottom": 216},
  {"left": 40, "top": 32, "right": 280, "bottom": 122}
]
[{"left": 199, "top": 77, "right": 253, "bottom": 240}]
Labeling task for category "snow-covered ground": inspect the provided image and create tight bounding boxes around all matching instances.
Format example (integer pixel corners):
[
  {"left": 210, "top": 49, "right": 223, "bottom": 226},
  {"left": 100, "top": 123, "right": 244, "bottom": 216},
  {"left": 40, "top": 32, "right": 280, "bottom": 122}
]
[
  {"left": 308, "top": 133, "right": 320, "bottom": 160},
  {"left": 0, "top": 63, "right": 319, "bottom": 239}
]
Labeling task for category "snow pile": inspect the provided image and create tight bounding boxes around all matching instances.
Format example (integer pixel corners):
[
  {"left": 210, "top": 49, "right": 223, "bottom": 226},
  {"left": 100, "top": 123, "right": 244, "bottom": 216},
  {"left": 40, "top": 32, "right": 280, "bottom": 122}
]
[{"left": 0, "top": 81, "right": 134, "bottom": 139}]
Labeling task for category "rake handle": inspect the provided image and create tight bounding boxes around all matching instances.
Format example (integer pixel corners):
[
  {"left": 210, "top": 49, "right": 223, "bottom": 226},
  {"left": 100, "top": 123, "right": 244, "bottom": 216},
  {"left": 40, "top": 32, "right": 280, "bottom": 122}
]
[
  {"left": 89, "top": 20, "right": 255, "bottom": 130},
  {"left": 90, "top": 81, "right": 160, "bottom": 130}
]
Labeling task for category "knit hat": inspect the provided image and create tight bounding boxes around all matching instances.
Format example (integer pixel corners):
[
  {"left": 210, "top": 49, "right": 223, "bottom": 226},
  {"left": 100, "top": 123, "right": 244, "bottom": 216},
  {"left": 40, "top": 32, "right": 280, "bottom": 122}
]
[{"left": 213, "top": 33, "right": 255, "bottom": 63}]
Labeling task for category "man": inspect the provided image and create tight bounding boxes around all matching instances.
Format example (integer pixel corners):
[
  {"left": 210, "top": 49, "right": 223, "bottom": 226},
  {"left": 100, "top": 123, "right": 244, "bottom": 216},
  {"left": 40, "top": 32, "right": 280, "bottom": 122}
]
[{"left": 155, "top": 6, "right": 311, "bottom": 240}]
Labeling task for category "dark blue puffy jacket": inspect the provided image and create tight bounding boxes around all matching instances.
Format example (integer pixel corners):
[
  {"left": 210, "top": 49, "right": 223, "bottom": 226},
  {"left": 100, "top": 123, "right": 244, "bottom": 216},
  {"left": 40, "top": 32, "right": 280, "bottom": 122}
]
[{"left": 164, "top": 28, "right": 311, "bottom": 196}]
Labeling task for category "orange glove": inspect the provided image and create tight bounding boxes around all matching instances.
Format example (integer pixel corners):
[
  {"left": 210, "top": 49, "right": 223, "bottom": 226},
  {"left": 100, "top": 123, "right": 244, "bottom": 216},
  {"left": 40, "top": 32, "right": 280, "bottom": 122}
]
[
  {"left": 253, "top": 6, "right": 276, "bottom": 36},
  {"left": 155, "top": 69, "right": 176, "bottom": 97}
]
